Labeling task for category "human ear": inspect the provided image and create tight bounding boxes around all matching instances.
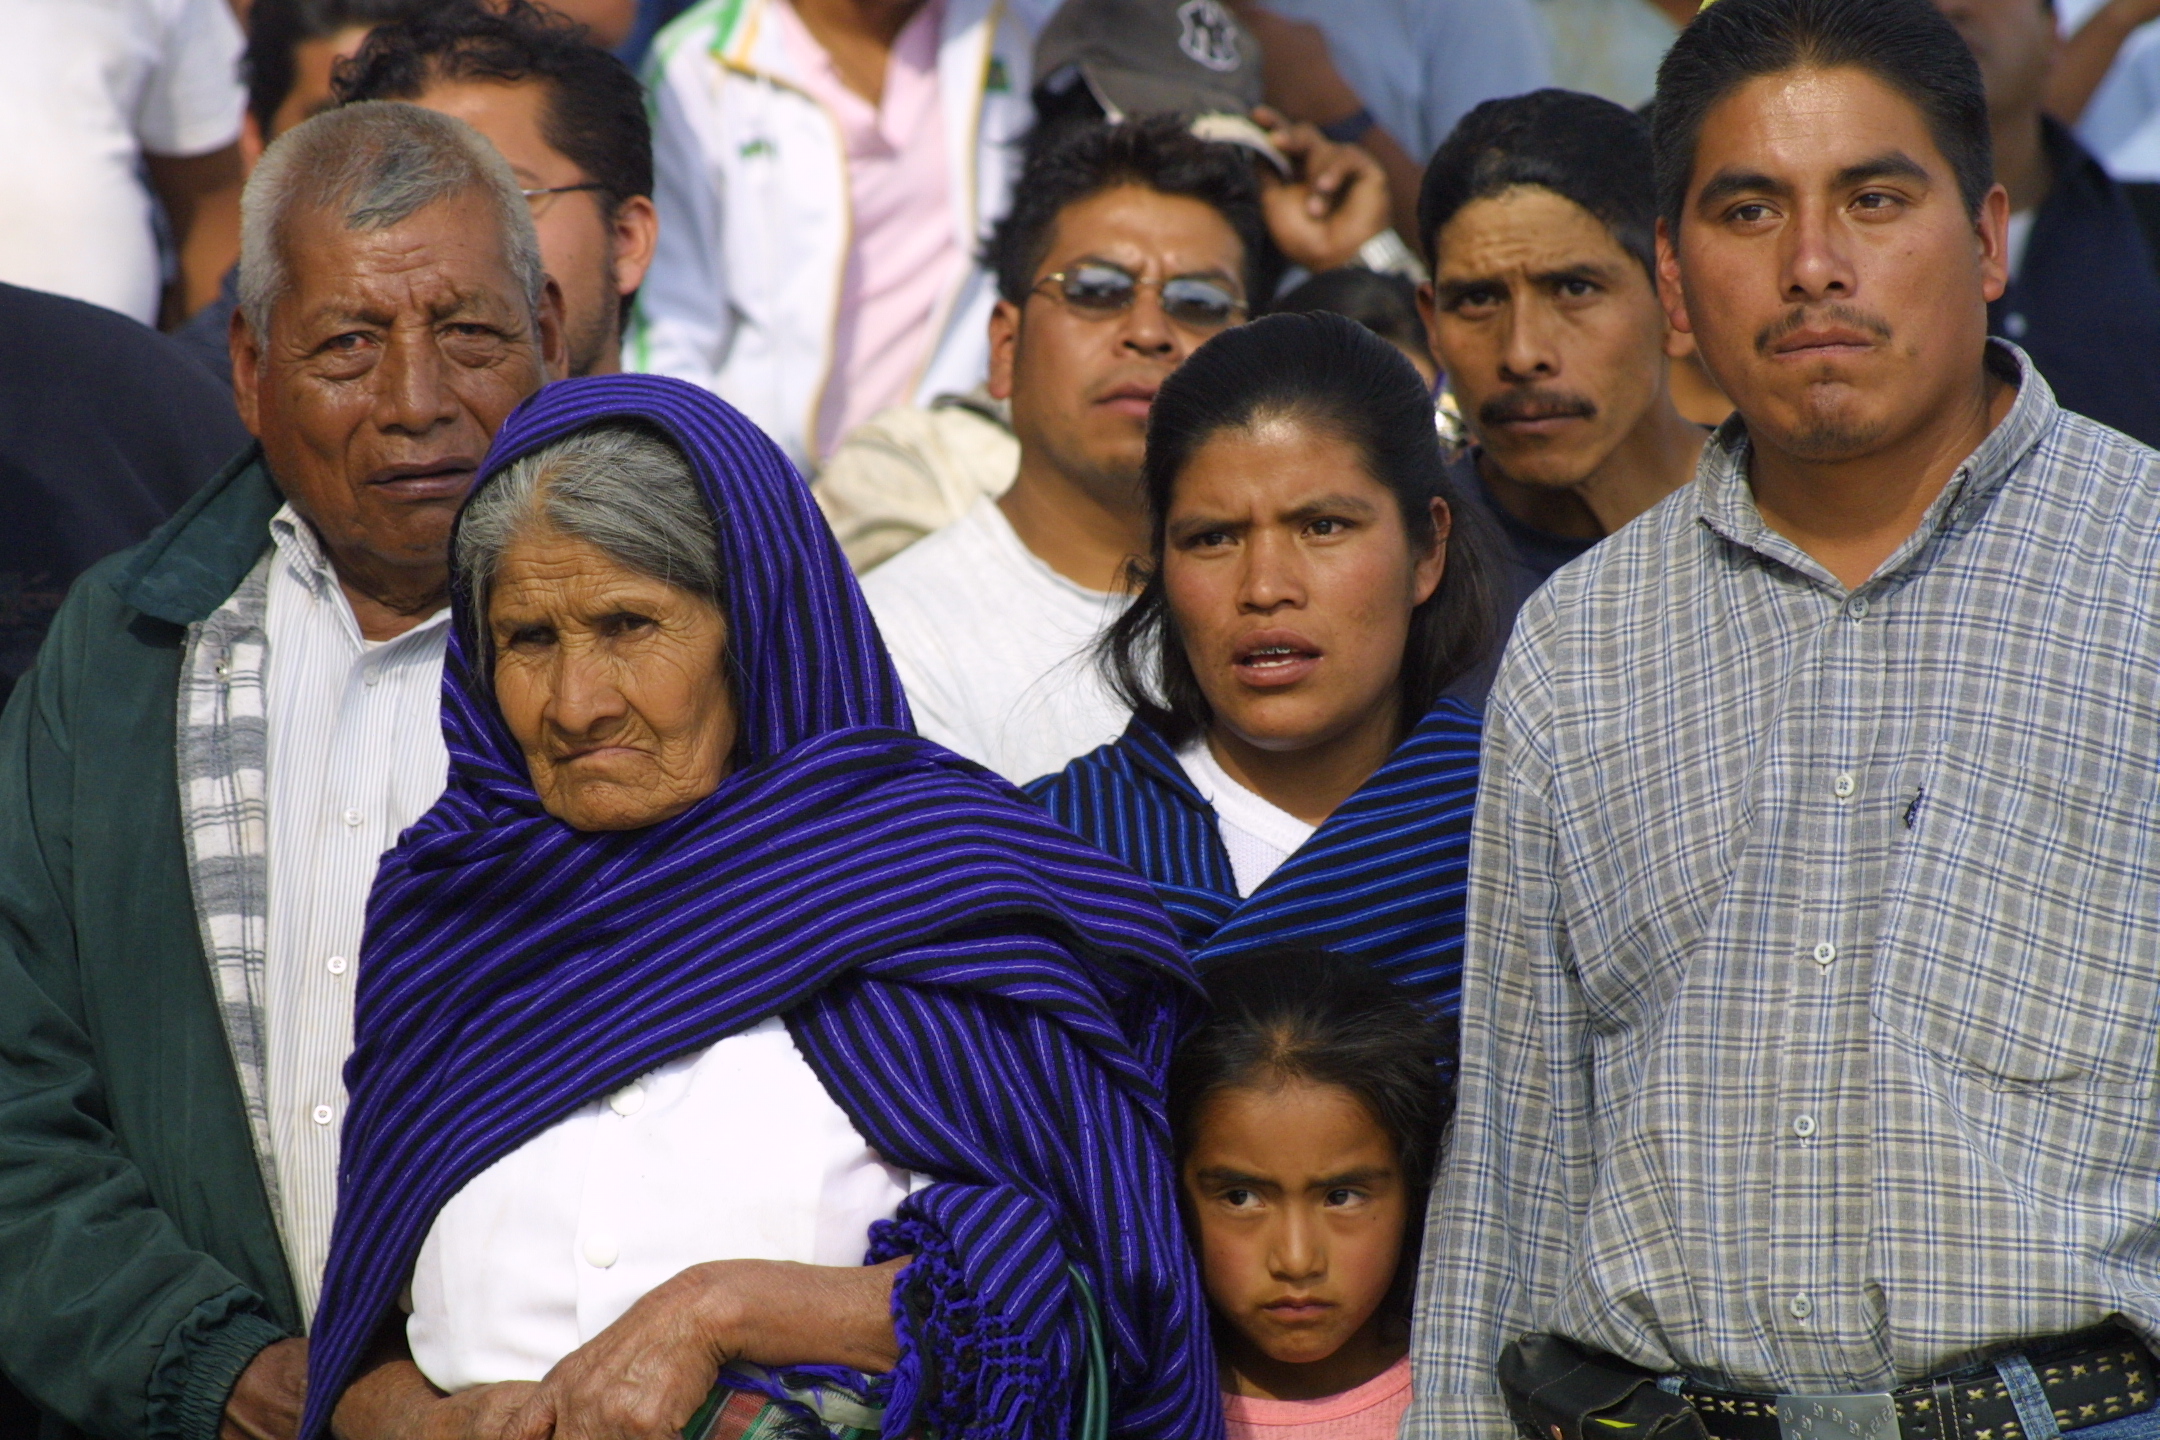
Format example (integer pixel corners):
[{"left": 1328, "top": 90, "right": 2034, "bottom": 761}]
[
  {"left": 1974, "top": 183, "right": 2011, "bottom": 305},
  {"left": 1412, "top": 497, "right": 1450, "bottom": 604},
  {"left": 1656, "top": 218, "right": 1694, "bottom": 336},
  {"left": 609, "top": 195, "right": 660, "bottom": 295},
  {"left": 987, "top": 299, "right": 1022, "bottom": 403},
  {"left": 230, "top": 307, "right": 265, "bottom": 438}
]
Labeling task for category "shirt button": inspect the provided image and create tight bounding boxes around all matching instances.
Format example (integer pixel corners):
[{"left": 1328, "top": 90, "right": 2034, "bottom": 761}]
[
  {"left": 1812, "top": 942, "right": 1837, "bottom": 965},
  {"left": 1792, "top": 1114, "right": 1817, "bottom": 1139},
  {"left": 362, "top": 666, "right": 381, "bottom": 687},
  {"left": 582, "top": 1235, "right": 619, "bottom": 1269},
  {"left": 1833, "top": 773, "right": 1856, "bottom": 800},
  {"left": 1789, "top": 1292, "right": 1814, "bottom": 1320},
  {"left": 341, "top": 808, "right": 363, "bottom": 827},
  {"left": 1846, "top": 596, "right": 1870, "bottom": 619},
  {"left": 311, "top": 1103, "right": 334, "bottom": 1126},
  {"left": 326, "top": 955, "right": 349, "bottom": 976},
  {"left": 608, "top": 1082, "right": 646, "bottom": 1117}
]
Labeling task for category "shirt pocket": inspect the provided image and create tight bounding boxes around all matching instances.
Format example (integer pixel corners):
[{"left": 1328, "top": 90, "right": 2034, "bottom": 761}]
[{"left": 1869, "top": 751, "right": 2160, "bottom": 1095}]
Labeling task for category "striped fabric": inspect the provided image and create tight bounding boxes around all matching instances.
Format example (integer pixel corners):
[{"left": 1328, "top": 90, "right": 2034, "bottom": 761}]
[
  {"left": 299, "top": 376, "right": 1220, "bottom": 1440},
  {"left": 1024, "top": 701, "right": 1483, "bottom": 1016}
]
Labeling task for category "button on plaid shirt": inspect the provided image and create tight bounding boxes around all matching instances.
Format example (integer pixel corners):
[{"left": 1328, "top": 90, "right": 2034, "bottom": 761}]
[{"left": 1410, "top": 344, "right": 2160, "bottom": 1437}]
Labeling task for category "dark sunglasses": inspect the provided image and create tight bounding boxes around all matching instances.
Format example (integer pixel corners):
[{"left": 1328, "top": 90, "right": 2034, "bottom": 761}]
[{"left": 1032, "top": 261, "right": 1247, "bottom": 330}]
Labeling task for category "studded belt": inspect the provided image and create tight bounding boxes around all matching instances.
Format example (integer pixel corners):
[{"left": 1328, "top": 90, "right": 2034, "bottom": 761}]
[{"left": 1681, "top": 1327, "right": 2157, "bottom": 1440}]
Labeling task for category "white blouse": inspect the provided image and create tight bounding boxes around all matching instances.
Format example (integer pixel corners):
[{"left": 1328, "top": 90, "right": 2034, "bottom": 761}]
[
  {"left": 407, "top": 1017, "right": 922, "bottom": 1390},
  {"left": 1176, "top": 742, "right": 1320, "bottom": 898}
]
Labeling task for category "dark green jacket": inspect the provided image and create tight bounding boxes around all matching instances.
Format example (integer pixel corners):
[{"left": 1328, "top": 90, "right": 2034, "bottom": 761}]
[{"left": 0, "top": 449, "right": 301, "bottom": 1440}]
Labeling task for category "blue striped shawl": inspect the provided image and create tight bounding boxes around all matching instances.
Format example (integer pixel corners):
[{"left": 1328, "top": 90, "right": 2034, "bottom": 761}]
[
  {"left": 300, "top": 376, "right": 1219, "bottom": 1440},
  {"left": 1025, "top": 702, "right": 1483, "bottom": 1014}
]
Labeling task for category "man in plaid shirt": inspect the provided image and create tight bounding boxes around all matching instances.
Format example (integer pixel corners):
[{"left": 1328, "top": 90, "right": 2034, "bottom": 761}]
[{"left": 1411, "top": 0, "right": 2160, "bottom": 1436}]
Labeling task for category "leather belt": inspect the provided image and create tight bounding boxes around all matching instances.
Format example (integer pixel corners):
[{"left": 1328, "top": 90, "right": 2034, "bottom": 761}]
[{"left": 1681, "top": 1327, "right": 2157, "bottom": 1440}]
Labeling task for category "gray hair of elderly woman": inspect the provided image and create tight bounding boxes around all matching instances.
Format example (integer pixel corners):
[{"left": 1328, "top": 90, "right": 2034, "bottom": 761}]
[
  {"left": 455, "top": 424, "right": 725, "bottom": 652},
  {"left": 238, "top": 100, "right": 546, "bottom": 339}
]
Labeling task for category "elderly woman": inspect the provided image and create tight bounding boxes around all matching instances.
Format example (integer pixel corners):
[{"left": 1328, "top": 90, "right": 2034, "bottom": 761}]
[
  {"left": 1028, "top": 313, "right": 1500, "bottom": 1016},
  {"left": 303, "top": 375, "right": 1217, "bottom": 1440}
]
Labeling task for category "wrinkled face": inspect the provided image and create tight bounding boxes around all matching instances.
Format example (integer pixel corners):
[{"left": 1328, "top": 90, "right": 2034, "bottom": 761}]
[
  {"left": 1424, "top": 186, "right": 1671, "bottom": 489},
  {"left": 235, "top": 189, "right": 561, "bottom": 591},
  {"left": 489, "top": 527, "right": 737, "bottom": 832},
  {"left": 1183, "top": 1080, "right": 1408, "bottom": 1369},
  {"left": 1659, "top": 66, "right": 2007, "bottom": 464},
  {"left": 992, "top": 185, "right": 1248, "bottom": 504},
  {"left": 1934, "top": 0, "right": 2056, "bottom": 121},
  {"left": 1162, "top": 417, "right": 1446, "bottom": 756},
  {"left": 415, "top": 77, "right": 649, "bottom": 378}
]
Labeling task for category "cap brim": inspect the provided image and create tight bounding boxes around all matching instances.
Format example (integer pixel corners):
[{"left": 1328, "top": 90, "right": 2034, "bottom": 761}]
[
  {"left": 1186, "top": 112, "right": 1290, "bottom": 175},
  {"left": 1073, "top": 65, "right": 1289, "bottom": 174}
]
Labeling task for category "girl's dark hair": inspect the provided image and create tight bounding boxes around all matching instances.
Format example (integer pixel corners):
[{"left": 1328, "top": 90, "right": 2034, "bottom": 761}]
[
  {"left": 1651, "top": 0, "right": 1993, "bottom": 231},
  {"left": 1168, "top": 949, "right": 1455, "bottom": 1318},
  {"left": 1100, "top": 311, "right": 1499, "bottom": 747}
]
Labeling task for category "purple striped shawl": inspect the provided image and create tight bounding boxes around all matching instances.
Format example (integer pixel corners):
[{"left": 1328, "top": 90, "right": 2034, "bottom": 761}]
[{"left": 300, "top": 376, "right": 1221, "bottom": 1440}]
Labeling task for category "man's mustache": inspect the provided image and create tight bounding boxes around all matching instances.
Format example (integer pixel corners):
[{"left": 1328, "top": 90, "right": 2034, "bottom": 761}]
[
  {"left": 1754, "top": 303, "right": 1895, "bottom": 356},
  {"left": 1480, "top": 389, "right": 1598, "bottom": 427}
]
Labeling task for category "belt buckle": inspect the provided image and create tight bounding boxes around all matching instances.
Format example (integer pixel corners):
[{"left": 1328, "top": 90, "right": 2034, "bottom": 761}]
[{"left": 1774, "top": 1392, "right": 1901, "bottom": 1440}]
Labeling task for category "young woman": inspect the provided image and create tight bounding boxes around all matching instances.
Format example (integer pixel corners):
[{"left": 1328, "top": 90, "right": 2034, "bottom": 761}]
[
  {"left": 1170, "top": 948, "right": 1451, "bottom": 1439},
  {"left": 1027, "top": 311, "right": 1500, "bottom": 1014}
]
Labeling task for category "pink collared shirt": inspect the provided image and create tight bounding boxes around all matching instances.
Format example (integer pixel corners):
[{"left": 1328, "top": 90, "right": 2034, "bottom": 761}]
[{"left": 773, "top": 0, "right": 963, "bottom": 461}]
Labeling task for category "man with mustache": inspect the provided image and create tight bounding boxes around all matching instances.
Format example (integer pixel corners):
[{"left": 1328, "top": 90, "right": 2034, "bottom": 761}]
[
  {"left": 1417, "top": 88, "right": 1707, "bottom": 661},
  {"left": 0, "top": 100, "right": 561, "bottom": 1440},
  {"left": 1413, "top": 0, "right": 2160, "bottom": 1437},
  {"left": 861, "top": 116, "right": 1269, "bottom": 784}
]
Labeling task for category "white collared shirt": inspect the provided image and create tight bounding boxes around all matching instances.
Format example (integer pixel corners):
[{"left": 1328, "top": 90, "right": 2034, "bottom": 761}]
[
  {"left": 407, "top": 1018, "right": 923, "bottom": 1389},
  {"left": 262, "top": 504, "right": 449, "bottom": 1322}
]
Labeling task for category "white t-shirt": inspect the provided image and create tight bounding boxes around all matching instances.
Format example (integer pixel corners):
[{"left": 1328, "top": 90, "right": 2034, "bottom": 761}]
[
  {"left": 861, "top": 496, "right": 1131, "bottom": 785},
  {"left": 1177, "top": 741, "right": 1318, "bottom": 899},
  {"left": 408, "top": 1017, "right": 922, "bottom": 1390},
  {"left": 0, "top": 0, "right": 245, "bottom": 323}
]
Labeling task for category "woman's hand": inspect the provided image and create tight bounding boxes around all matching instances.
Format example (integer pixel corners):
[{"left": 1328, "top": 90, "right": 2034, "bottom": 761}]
[{"left": 502, "top": 1258, "right": 908, "bottom": 1440}]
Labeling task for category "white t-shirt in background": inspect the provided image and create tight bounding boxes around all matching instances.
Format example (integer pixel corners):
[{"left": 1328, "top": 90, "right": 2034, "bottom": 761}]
[
  {"left": 861, "top": 496, "right": 1131, "bottom": 785},
  {"left": 1178, "top": 740, "right": 1318, "bottom": 899},
  {"left": 0, "top": 0, "right": 245, "bottom": 322}
]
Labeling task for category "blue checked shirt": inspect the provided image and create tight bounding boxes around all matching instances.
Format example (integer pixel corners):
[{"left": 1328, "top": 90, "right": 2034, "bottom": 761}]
[{"left": 1409, "top": 344, "right": 2160, "bottom": 1436}]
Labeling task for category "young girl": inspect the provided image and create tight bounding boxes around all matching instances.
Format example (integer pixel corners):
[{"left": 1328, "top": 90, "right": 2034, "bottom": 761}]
[{"left": 1169, "top": 948, "right": 1453, "bottom": 1439}]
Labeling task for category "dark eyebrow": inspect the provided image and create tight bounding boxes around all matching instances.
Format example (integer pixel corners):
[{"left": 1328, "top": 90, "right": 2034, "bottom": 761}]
[
  {"left": 1285, "top": 493, "right": 1383, "bottom": 522},
  {"left": 1833, "top": 151, "right": 1932, "bottom": 191},
  {"left": 1312, "top": 1165, "right": 1395, "bottom": 1190},
  {"left": 1695, "top": 167, "right": 1787, "bottom": 213},
  {"left": 1433, "top": 274, "right": 1503, "bottom": 304},
  {"left": 1193, "top": 1165, "right": 1275, "bottom": 1189},
  {"left": 1531, "top": 263, "right": 1621, "bottom": 289}
]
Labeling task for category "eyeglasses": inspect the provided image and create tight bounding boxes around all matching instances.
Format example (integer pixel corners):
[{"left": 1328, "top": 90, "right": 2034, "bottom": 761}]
[
  {"left": 1032, "top": 261, "right": 1246, "bottom": 331},
  {"left": 520, "top": 182, "right": 607, "bottom": 215}
]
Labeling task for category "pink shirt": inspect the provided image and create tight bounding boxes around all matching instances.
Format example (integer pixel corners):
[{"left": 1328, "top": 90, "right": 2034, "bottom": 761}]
[
  {"left": 1222, "top": 1357, "right": 1414, "bottom": 1440},
  {"left": 773, "top": 0, "right": 963, "bottom": 460}
]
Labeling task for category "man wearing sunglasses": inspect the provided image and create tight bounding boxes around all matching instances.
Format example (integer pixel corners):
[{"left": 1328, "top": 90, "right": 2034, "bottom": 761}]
[{"left": 861, "top": 116, "right": 1269, "bottom": 784}]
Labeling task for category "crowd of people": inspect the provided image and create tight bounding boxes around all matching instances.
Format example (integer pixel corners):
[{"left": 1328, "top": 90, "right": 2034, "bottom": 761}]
[{"left": 3, "top": 0, "right": 2160, "bottom": 1438}]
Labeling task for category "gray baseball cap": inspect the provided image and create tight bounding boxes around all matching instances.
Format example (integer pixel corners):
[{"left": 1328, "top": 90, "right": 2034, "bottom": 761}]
[{"left": 1034, "top": 0, "right": 1274, "bottom": 152}]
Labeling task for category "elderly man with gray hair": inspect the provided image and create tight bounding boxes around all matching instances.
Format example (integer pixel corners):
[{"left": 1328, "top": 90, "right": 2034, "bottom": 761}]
[{"left": 0, "top": 100, "right": 561, "bottom": 1440}]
